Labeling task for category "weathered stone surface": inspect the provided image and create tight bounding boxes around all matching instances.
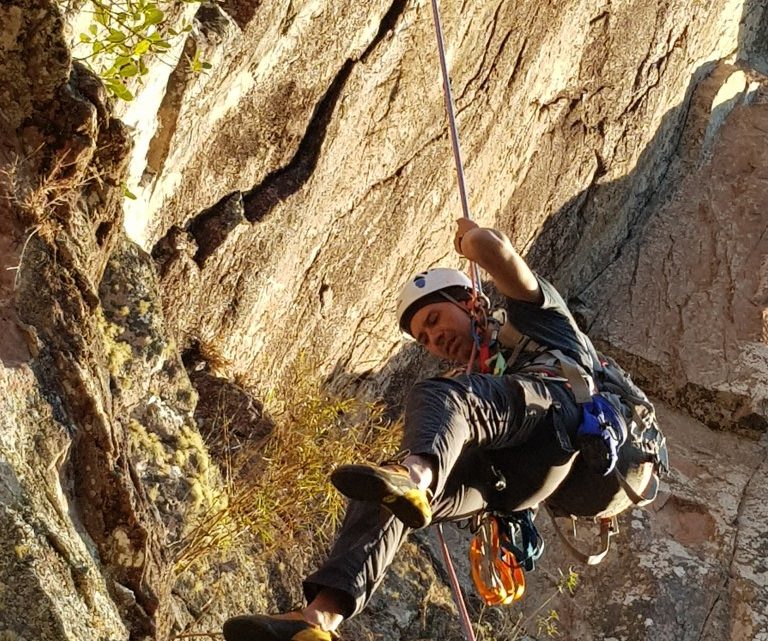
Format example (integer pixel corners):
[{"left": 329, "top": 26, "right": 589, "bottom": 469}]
[
  {"left": 0, "top": 0, "right": 70, "bottom": 134},
  {"left": 580, "top": 72, "right": 768, "bottom": 434},
  {"left": 0, "top": 366, "right": 128, "bottom": 640},
  {"left": 1, "top": 0, "right": 767, "bottom": 640},
  {"left": 1, "top": 4, "right": 220, "bottom": 639},
  {"left": 187, "top": 362, "right": 274, "bottom": 464},
  {"left": 138, "top": 0, "right": 767, "bottom": 439},
  {"left": 551, "top": 404, "right": 768, "bottom": 641}
]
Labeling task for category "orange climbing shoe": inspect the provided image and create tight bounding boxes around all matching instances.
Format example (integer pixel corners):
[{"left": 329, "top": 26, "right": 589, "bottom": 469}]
[
  {"left": 223, "top": 611, "right": 336, "bottom": 641},
  {"left": 331, "top": 463, "right": 432, "bottom": 529}
]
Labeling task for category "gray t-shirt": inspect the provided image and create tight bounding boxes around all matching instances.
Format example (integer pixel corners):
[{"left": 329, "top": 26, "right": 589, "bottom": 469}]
[{"left": 502, "top": 275, "right": 599, "bottom": 375}]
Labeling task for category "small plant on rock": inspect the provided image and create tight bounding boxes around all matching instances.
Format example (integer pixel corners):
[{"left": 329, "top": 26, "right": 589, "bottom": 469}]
[
  {"left": 65, "top": 0, "right": 209, "bottom": 100},
  {"left": 475, "top": 567, "right": 580, "bottom": 641}
]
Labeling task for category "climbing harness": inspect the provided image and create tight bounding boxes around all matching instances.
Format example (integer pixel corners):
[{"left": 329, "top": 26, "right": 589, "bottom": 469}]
[{"left": 498, "top": 334, "right": 667, "bottom": 564}]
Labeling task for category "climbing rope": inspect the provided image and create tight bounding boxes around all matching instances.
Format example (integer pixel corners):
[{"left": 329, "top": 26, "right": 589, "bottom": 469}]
[
  {"left": 436, "top": 523, "right": 477, "bottom": 641},
  {"left": 429, "top": 0, "right": 471, "bottom": 225},
  {"left": 429, "top": 2, "right": 481, "bottom": 640},
  {"left": 430, "top": 0, "right": 488, "bottom": 376},
  {"left": 430, "top": 0, "right": 483, "bottom": 291}
]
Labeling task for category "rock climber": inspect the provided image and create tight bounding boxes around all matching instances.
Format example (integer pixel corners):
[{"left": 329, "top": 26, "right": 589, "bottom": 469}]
[{"left": 223, "top": 219, "right": 620, "bottom": 641}]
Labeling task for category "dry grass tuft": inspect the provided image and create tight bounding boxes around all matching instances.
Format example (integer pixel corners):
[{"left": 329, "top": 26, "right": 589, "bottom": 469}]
[
  {"left": 475, "top": 566, "right": 579, "bottom": 641},
  {"left": 1, "top": 151, "right": 96, "bottom": 287},
  {"left": 172, "top": 354, "right": 402, "bottom": 574},
  {"left": 2, "top": 151, "right": 88, "bottom": 226}
]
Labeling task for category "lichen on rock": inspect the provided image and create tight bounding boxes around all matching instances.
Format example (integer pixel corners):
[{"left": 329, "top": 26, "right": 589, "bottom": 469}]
[{"left": 1, "top": 0, "right": 767, "bottom": 640}]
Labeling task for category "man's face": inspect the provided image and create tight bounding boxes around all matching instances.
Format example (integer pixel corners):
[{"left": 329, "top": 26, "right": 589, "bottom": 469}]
[{"left": 410, "top": 300, "right": 475, "bottom": 362}]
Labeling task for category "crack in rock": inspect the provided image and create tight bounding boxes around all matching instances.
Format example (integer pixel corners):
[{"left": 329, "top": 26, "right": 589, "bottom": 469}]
[
  {"left": 457, "top": 0, "right": 504, "bottom": 103},
  {"left": 173, "top": 0, "right": 408, "bottom": 267},
  {"left": 241, "top": 0, "right": 407, "bottom": 223},
  {"left": 698, "top": 441, "right": 768, "bottom": 641}
]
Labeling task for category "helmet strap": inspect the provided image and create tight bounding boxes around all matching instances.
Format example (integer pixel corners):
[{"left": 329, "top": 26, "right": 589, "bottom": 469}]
[
  {"left": 437, "top": 289, "right": 498, "bottom": 373},
  {"left": 438, "top": 290, "right": 488, "bottom": 338},
  {"left": 437, "top": 290, "right": 470, "bottom": 310},
  {"left": 437, "top": 289, "right": 501, "bottom": 373}
]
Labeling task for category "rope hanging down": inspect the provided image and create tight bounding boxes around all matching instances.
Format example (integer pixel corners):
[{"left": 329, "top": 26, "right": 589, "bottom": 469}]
[
  {"left": 429, "top": 0, "right": 483, "bottom": 300},
  {"left": 429, "top": 3, "right": 481, "bottom": 641}
]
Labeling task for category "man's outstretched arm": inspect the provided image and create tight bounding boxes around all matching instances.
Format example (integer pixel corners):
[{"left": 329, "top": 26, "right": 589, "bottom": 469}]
[{"left": 454, "top": 219, "right": 542, "bottom": 304}]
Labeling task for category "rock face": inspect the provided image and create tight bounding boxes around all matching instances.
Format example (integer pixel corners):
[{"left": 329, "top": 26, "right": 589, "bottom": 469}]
[
  {"left": 583, "top": 85, "right": 768, "bottom": 433},
  {"left": 0, "top": 0, "right": 766, "bottom": 640}
]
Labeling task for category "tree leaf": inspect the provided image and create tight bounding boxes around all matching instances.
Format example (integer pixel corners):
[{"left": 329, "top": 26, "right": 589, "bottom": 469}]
[
  {"left": 107, "top": 29, "right": 126, "bottom": 43},
  {"left": 120, "top": 62, "right": 139, "bottom": 78},
  {"left": 134, "top": 39, "right": 151, "bottom": 55},
  {"left": 122, "top": 184, "right": 138, "bottom": 200},
  {"left": 143, "top": 7, "right": 165, "bottom": 26},
  {"left": 107, "top": 79, "right": 134, "bottom": 101}
]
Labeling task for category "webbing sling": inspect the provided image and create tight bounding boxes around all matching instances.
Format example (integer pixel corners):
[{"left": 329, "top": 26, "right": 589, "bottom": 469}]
[{"left": 544, "top": 504, "right": 618, "bottom": 566}]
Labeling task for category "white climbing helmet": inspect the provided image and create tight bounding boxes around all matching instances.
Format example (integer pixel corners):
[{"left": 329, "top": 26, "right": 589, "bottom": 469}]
[{"left": 397, "top": 268, "right": 478, "bottom": 336}]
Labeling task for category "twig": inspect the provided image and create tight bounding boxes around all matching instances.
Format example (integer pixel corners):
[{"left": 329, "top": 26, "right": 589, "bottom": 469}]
[{"left": 11, "top": 225, "right": 41, "bottom": 290}]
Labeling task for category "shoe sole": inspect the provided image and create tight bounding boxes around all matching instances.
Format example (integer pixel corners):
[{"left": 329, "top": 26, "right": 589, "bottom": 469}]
[
  {"left": 331, "top": 464, "right": 431, "bottom": 529},
  {"left": 223, "top": 615, "right": 332, "bottom": 641}
]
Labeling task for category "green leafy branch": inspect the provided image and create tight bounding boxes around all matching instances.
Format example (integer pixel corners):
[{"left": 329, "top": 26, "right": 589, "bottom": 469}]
[{"left": 71, "top": 0, "right": 208, "bottom": 101}]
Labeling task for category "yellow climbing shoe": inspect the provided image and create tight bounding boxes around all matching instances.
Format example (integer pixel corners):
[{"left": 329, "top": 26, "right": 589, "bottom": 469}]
[
  {"left": 223, "top": 612, "right": 335, "bottom": 641},
  {"left": 331, "top": 463, "right": 432, "bottom": 529}
]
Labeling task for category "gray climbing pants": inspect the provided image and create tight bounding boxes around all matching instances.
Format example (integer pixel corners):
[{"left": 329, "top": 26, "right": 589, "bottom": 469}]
[{"left": 304, "top": 372, "right": 581, "bottom": 618}]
